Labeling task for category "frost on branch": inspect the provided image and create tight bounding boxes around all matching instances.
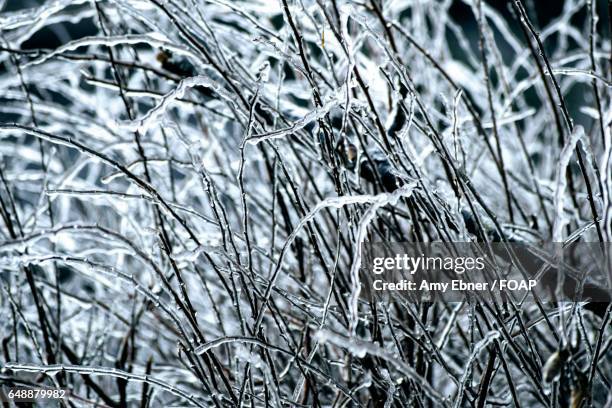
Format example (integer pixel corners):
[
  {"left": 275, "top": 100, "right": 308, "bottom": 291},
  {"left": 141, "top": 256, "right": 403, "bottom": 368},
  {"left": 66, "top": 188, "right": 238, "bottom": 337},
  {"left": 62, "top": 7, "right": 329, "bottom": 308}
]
[{"left": 0, "top": 0, "right": 610, "bottom": 406}]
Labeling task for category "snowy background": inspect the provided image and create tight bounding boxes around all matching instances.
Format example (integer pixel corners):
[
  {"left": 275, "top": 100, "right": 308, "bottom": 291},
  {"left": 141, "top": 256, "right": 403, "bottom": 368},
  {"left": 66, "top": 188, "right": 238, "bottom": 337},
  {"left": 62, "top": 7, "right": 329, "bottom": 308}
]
[{"left": 0, "top": 0, "right": 611, "bottom": 406}]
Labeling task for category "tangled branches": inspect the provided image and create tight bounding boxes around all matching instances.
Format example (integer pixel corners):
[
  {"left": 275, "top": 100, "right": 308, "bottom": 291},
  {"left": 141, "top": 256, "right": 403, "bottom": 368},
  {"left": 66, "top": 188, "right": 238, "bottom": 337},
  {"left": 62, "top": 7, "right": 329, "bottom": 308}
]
[{"left": 0, "top": 0, "right": 610, "bottom": 406}]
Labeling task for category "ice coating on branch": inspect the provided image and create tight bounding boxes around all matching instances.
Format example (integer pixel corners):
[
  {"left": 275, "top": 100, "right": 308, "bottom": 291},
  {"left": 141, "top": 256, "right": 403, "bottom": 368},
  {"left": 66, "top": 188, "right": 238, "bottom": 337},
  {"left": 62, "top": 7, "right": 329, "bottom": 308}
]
[
  {"left": 552, "top": 126, "right": 585, "bottom": 242},
  {"left": 348, "top": 182, "right": 416, "bottom": 333},
  {"left": 121, "top": 75, "right": 221, "bottom": 133},
  {"left": 1, "top": 0, "right": 610, "bottom": 406},
  {"left": 247, "top": 84, "right": 352, "bottom": 144}
]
